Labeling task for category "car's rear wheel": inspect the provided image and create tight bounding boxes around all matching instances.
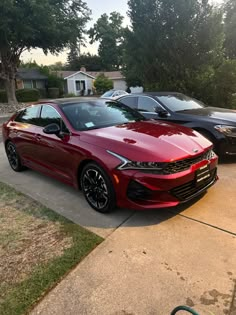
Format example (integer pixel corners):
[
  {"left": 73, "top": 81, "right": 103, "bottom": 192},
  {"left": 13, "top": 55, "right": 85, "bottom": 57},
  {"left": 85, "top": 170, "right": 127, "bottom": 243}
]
[
  {"left": 80, "top": 162, "right": 116, "bottom": 213},
  {"left": 6, "top": 141, "right": 25, "bottom": 172}
]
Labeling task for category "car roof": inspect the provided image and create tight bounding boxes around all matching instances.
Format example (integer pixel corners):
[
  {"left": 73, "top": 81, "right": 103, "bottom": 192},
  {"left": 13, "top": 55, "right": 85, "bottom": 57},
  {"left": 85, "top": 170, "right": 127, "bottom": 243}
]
[
  {"left": 38, "top": 99, "right": 118, "bottom": 108},
  {"left": 119, "top": 92, "right": 184, "bottom": 97}
]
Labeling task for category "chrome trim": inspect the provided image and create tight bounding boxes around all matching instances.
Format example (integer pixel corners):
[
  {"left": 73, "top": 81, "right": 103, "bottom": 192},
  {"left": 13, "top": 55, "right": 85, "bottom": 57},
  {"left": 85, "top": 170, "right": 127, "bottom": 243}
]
[{"left": 106, "top": 150, "right": 130, "bottom": 169}]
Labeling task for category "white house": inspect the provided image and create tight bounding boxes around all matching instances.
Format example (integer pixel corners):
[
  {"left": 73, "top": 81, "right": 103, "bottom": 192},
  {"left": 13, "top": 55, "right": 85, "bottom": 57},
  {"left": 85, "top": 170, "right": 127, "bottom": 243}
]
[{"left": 55, "top": 68, "right": 127, "bottom": 96}]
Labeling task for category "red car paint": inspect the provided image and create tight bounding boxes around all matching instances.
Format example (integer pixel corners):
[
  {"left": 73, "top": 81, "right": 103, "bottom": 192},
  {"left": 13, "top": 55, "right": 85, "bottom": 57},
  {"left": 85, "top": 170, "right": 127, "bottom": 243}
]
[{"left": 2, "top": 101, "right": 218, "bottom": 210}]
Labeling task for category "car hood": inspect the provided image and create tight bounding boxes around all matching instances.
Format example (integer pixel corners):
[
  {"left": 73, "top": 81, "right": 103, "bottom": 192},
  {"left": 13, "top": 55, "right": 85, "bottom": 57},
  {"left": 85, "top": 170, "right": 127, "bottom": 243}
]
[
  {"left": 177, "top": 107, "right": 236, "bottom": 123},
  {"left": 80, "top": 121, "right": 212, "bottom": 162}
]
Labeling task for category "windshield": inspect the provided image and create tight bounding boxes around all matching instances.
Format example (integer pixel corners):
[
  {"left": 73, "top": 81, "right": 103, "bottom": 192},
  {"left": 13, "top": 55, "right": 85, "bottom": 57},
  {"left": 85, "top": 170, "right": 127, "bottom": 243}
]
[
  {"left": 61, "top": 101, "right": 145, "bottom": 131},
  {"left": 157, "top": 94, "right": 205, "bottom": 112},
  {"left": 101, "top": 90, "right": 114, "bottom": 97}
]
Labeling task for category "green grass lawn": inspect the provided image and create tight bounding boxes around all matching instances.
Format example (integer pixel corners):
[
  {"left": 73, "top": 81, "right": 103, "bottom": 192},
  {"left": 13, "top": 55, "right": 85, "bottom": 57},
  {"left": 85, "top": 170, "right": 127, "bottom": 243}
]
[{"left": 0, "top": 182, "right": 103, "bottom": 315}]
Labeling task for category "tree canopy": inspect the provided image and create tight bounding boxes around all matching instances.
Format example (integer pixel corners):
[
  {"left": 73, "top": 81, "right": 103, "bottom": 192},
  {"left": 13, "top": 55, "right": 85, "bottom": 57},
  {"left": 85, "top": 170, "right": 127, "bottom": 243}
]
[
  {"left": 124, "top": 0, "right": 224, "bottom": 97},
  {"left": 67, "top": 52, "right": 103, "bottom": 71},
  {"left": 88, "top": 12, "right": 125, "bottom": 71},
  {"left": 0, "top": 0, "right": 90, "bottom": 104},
  {"left": 224, "top": 0, "right": 236, "bottom": 58}
]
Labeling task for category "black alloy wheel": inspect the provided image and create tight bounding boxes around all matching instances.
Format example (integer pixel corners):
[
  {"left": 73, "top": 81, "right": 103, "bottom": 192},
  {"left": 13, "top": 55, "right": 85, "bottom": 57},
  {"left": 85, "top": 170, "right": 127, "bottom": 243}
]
[
  {"left": 6, "top": 142, "right": 25, "bottom": 172},
  {"left": 80, "top": 162, "right": 116, "bottom": 213}
]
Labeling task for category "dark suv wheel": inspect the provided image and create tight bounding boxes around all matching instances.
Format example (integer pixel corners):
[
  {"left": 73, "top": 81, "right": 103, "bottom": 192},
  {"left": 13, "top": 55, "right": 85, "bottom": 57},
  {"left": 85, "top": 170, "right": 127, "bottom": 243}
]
[{"left": 80, "top": 162, "right": 116, "bottom": 213}]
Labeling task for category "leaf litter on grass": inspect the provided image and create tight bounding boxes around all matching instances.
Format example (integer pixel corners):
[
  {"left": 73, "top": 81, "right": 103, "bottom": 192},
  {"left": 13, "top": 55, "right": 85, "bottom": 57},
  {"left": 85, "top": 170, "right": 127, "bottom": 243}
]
[{"left": 0, "top": 196, "right": 72, "bottom": 302}]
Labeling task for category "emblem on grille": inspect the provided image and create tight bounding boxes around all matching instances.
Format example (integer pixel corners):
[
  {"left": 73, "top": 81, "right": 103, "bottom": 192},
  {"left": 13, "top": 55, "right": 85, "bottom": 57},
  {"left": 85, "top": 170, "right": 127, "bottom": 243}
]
[{"left": 193, "top": 148, "right": 199, "bottom": 153}]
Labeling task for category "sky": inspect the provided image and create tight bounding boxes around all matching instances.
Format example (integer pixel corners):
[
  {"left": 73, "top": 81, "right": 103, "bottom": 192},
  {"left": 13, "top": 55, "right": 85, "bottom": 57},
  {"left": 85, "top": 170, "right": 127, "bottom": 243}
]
[{"left": 21, "top": 0, "right": 223, "bottom": 66}]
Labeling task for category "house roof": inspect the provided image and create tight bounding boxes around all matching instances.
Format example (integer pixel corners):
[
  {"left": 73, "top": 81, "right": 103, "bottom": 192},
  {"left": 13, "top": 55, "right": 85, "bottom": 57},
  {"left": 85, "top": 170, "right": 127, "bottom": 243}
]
[
  {"left": 16, "top": 68, "right": 48, "bottom": 80},
  {"left": 87, "top": 71, "right": 124, "bottom": 80},
  {"left": 54, "top": 70, "right": 124, "bottom": 80}
]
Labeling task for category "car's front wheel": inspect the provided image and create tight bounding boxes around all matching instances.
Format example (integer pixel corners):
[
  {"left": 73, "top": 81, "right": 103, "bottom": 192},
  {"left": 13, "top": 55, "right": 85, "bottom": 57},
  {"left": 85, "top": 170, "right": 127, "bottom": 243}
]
[
  {"left": 6, "top": 141, "right": 26, "bottom": 172},
  {"left": 80, "top": 162, "right": 116, "bottom": 213}
]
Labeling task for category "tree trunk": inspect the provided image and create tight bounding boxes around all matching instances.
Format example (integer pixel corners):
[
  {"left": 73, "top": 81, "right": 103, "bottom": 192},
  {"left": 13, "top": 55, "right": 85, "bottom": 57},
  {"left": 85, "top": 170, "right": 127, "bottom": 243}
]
[{"left": 5, "top": 78, "right": 18, "bottom": 107}]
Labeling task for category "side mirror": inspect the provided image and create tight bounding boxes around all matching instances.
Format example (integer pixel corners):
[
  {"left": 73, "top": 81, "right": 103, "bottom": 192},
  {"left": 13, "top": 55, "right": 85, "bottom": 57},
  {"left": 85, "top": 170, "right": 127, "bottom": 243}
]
[
  {"left": 155, "top": 108, "right": 169, "bottom": 118},
  {"left": 43, "top": 123, "right": 61, "bottom": 136}
]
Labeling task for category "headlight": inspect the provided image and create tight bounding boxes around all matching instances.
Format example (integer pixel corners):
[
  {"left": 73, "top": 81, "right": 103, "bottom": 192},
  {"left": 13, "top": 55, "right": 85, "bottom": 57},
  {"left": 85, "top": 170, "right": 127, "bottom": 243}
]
[
  {"left": 214, "top": 125, "right": 236, "bottom": 137},
  {"left": 107, "top": 150, "right": 166, "bottom": 172}
]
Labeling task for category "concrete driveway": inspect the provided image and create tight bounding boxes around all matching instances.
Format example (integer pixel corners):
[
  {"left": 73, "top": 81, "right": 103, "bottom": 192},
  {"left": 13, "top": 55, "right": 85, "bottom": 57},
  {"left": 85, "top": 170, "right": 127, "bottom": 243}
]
[{"left": 0, "top": 134, "right": 235, "bottom": 314}]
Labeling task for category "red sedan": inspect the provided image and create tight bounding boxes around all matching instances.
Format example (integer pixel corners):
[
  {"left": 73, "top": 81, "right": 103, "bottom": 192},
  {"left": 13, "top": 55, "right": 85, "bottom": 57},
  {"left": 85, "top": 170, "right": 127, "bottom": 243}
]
[{"left": 2, "top": 99, "right": 218, "bottom": 213}]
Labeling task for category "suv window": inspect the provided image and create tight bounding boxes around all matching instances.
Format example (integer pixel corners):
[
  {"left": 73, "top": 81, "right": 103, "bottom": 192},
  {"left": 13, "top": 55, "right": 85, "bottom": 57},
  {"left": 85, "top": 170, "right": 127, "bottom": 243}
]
[
  {"left": 138, "top": 96, "right": 162, "bottom": 112},
  {"left": 119, "top": 96, "right": 137, "bottom": 109},
  {"left": 15, "top": 106, "right": 40, "bottom": 125},
  {"left": 40, "top": 105, "right": 69, "bottom": 132}
]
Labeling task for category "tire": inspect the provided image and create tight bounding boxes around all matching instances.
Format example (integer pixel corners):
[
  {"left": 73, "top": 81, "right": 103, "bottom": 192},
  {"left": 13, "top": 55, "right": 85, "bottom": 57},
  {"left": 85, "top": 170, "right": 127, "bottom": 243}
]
[
  {"left": 80, "top": 162, "right": 116, "bottom": 213},
  {"left": 6, "top": 141, "right": 26, "bottom": 172}
]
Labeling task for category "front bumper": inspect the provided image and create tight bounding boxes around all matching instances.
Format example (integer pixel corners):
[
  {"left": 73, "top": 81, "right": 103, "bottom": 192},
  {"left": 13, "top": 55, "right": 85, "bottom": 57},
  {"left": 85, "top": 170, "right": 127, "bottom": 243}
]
[
  {"left": 215, "top": 136, "right": 236, "bottom": 156},
  {"left": 114, "top": 156, "right": 218, "bottom": 210}
]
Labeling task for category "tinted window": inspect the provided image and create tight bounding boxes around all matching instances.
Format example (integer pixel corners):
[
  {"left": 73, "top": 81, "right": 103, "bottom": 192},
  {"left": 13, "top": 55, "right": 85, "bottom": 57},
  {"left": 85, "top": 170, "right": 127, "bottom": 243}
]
[
  {"left": 15, "top": 106, "right": 40, "bottom": 125},
  {"left": 138, "top": 96, "right": 162, "bottom": 112},
  {"left": 157, "top": 94, "right": 204, "bottom": 112},
  {"left": 119, "top": 96, "right": 137, "bottom": 109},
  {"left": 40, "top": 105, "right": 68, "bottom": 132},
  {"left": 61, "top": 101, "right": 145, "bottom": 131}
]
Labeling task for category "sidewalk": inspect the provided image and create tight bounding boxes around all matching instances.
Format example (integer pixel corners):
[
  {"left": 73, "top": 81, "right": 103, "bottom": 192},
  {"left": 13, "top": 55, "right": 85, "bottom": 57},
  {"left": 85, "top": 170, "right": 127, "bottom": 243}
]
[{"left": 30, "top": 210, "right": 236, "bottom": 315}]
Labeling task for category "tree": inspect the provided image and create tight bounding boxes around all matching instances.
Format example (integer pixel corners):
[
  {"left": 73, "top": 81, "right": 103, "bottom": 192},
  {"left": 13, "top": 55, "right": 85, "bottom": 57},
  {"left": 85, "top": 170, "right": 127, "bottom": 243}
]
[
  {"left": 124, "top": 0, "right": 224, "bottom": 100},
  {"left": 94, "top": 74, "right": 113, "bottom": 94},
  {"left": 0, "top": 0, "right": 90, "bottom": 106},
  {"left": 88, "top": 12, "right": 125, "bottom": 71},
  {"left": 66, "top": 53, "right": 103, "bottom": 71},
  {"left": 224, "top": 0, "right": 236, "bottom": 58},
  {"left": 67, "top": 41, "right": 81, "bottom": 71}
]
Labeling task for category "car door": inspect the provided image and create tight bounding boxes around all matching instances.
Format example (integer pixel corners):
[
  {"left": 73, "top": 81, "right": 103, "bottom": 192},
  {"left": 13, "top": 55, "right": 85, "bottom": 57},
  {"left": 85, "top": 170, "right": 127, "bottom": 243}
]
[
  {"left": 33, "top": 104, "right": 75, "bottom": 183},
  {"left": 137, "top": 96, "right": 169, "bottom": 120},
  {"left": 11, "top": 105, "right": 41, "bottom": 165}
]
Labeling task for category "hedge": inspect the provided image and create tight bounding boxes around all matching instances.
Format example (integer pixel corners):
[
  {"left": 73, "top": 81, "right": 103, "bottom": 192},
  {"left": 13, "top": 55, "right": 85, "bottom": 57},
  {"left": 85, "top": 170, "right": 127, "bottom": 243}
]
[
  {"left": 47, "top": 88, "right": 60, "bottom": 99},
  {"left": 16, "top": 89, "right": 40, "bottom": 102}
]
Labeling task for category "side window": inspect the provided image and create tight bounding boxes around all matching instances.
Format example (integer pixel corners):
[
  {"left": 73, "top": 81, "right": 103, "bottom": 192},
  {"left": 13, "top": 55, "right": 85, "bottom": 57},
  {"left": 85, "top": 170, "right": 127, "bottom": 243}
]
[
  {"left": 119, "top": 96, "right": 137, "bottom": 109},
  {"left": 138, "top": 96, "right": 162, "bottom": 112},
  {"left": 15, "top": 106, "right": 40, "bottom": 125},
  {"left": 40, "top": 105, "right": 68, "bottom": 132}
]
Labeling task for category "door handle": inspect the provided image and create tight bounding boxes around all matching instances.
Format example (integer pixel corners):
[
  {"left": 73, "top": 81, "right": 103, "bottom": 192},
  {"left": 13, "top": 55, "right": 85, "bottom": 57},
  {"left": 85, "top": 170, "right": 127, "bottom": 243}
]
[{"left": 35, "top": 134, "right": 41, "bottom": 141}]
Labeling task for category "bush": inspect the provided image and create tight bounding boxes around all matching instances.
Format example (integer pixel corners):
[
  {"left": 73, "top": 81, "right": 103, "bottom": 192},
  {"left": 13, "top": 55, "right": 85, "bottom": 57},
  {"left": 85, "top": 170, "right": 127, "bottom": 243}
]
[
  {"left": 0, "top": 90, "right": 7, "bottom": 103},
  {"left": 94, "top": 73, "right": 113, "bottom": 94},
  {"left": 16, "top": 89, "right": 40, "bottom": 102},
  {"left": 48, "top": 87, "right": 60, "bottom": 99},
  {"left": 38, "top": 88, "right": 47, "bottom": 99}
]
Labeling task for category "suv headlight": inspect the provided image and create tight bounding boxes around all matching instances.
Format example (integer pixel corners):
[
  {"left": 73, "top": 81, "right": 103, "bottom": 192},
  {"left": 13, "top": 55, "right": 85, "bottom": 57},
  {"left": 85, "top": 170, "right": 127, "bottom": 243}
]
[
  {"left": 214, "top": 125, "right": 236, "bottom": 137},
  {"left": 107, "top": 150, "right": 166, "bottom": 172}
]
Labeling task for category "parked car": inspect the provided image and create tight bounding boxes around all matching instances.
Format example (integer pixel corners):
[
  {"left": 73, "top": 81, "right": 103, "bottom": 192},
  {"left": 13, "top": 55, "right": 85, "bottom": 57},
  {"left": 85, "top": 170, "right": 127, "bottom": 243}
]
[
  {"left": 101, "top": 89, "right": 128, "bottom": 99},
  {"left": 2, "top": 99, "right": 218, "bottom": 213},
  {"left": 118, "top": 92, "right": 236, "bottom": 156}
]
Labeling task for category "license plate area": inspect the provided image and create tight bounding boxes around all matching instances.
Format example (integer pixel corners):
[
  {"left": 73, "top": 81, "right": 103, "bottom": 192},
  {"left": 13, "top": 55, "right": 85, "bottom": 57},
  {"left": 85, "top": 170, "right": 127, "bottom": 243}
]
[{"left": 195, "top": 164, "right": 211, "bottom": 187}]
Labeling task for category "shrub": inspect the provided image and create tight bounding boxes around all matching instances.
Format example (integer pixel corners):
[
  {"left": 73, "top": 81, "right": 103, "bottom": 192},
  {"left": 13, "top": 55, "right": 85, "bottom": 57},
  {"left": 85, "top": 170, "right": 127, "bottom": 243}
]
[
  {"left": 48, "top": 87, "right": 60, "bottom": 99},
  {"left": 38, "top": 88, "right": 47, "bottom": 99},
  {"left": 16, "top": 89, "right": 40, "bottom": 102},
  {"left": 94, "top": 74, "right": 113, "bottom": 94},
  {"left": 0, "top": 90, "right": 7, "bottom": 103}
]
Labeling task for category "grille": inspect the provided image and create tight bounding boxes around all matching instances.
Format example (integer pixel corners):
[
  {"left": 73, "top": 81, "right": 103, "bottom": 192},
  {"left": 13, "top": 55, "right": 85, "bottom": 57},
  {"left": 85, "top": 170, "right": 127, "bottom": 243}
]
[
  {"left": 171, "top": 168, "right": 217, "bottom": 201},
  {"left": 163, "top": 150, "right": 216, "bottom": 175}
]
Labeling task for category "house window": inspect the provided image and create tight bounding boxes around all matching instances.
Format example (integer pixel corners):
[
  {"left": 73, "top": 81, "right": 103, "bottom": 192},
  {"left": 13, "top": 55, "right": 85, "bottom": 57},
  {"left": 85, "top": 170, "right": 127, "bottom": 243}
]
[
  {"left": 75, "top": 80, "right": 85, "bottom": 91},
  {"left": 23, "top": 80, "right": 33, "bottom": 89}
]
